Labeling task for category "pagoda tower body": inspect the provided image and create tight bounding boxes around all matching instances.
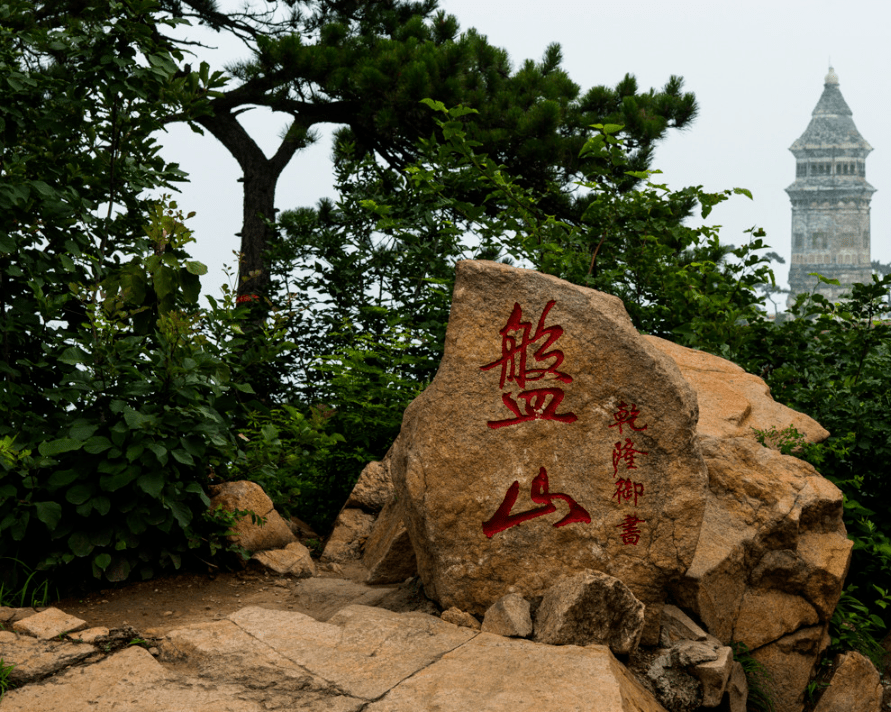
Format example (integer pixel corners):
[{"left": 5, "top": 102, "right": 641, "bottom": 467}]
[{"left": 787, "top": 67, "right": 875, "bottom": 303}]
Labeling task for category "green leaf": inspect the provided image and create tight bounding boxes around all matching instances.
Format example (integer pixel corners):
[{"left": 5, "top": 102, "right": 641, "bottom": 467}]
[
  {"left": 92, "top": 496, "right": 111, "bottom": 516},
  {"left": 166, "top": 499, "right": 193, "bottom": 529},
  {"left": 34, "top": 501, "right": 62, "bottom": 530},
  {"left": 69, "top": 422, "right": 98, "bottom": 441},
  {"left": 48, "top": 470, "right": 79, "bottom": 487},
  {"left": 126, "top": 443, "right": 145, "bottom": 462},
  {"left": 59, "top": 346, "right": 90, "bottom": 365},
  {"left": 66, "top": 484, "right": 93, "bottom": 505},
  {"left": 84, "top": 436, "right": 113, "bottom": 454},
  {"left": 38, "top": 438, "right": 82, "bottom": 457},
  {"left": 124, "top": 407, "right": 155, "bottom": 429},
  {"left": 147, "top": 443, "right": 169, "bottom": 466},
  {"left": 171, "top": 449, "right": 195, "bottom": 466},
  {"left": 69, "top": 531, "right": 94, "bottom": 557},
  {"left": 184, "top": 260, "right": 207, "bottom": 275},
  {"left": 100, "top": 467, "right": 139, "bottom": 492},
  {"left": 137, "top": 471, "right": 165, "bottom": 498},
  {"left": 94, "top": 552, "right": 112, "bottom": 571}
]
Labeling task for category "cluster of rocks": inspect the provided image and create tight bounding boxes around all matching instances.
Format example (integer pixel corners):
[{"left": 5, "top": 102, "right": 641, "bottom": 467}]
[
  {"left": 2, "top": 260, "right": 886, "bottom": 711},
  {"left": 316, "top": 261, "right": 880, "bottom": 711}
]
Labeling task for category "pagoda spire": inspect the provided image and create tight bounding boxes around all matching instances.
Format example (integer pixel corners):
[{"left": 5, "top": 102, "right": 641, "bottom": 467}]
[{"left": 786, "top": 67, "right": 875, "bottom": 304}]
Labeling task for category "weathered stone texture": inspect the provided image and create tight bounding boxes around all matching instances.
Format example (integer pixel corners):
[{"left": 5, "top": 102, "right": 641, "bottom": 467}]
[
  {"left": 644, "top": 337, "right": 828, "bottom": 444},
  {"left": 481, "top": 593, "right": 533, "bottom": 638},
  {"left": 390, "top": 260, "right": 708, "bottom": 616},
  {"left": 362, "top": 496, "right": 417, "bottom": 585},
  {"left": 251, "top": 541, "right": 316, "bottom": 577},
  {"left": 672, "top": 436, "right": 850, "bottom": 646},
  {"left": 813, "top": 651, "right": 882, "bottom": 712},
  {"left": 11, "top": 607, "right": 87, "bottom": 640},
  {"left": 441, "top": 607, "right": 481, "bottom": 630},
  {"left": 345, "top": 459, "right": 393, "bottom": 512},
  {"left": 366, "top": 632, "right": 668, "bottom": 712},
  {"left": 209, "top": 480, "right": 297, "bottom": 552},
  {"left": 750, "top": 625, "right": 830, "bottom": 712},
  {"left": 534, "top": 571, "right": 645, "bottom": 655},
  {"left": 320, "top": 508, "right": 376, "bottom": 563},
  {"left": 0, "top": 630, "right": 96, "bottom": 685}
]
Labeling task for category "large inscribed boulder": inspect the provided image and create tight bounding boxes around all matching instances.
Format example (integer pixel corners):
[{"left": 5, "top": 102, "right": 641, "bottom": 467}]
[{"left": 389, "top": 260, "right": 708, "bottom": 617}]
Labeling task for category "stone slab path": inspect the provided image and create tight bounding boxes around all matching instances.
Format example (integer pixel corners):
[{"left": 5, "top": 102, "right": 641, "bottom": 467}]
[{"left": 1, "top": 583, "right": 666, "bottom": 712}]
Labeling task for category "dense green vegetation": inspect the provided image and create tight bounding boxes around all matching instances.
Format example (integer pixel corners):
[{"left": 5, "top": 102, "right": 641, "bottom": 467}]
[{"left": 2, "top": 0, "right": 891, "bottom": 675}]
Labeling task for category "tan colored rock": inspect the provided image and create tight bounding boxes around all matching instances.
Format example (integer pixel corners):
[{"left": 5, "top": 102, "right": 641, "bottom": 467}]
[
  {"left": 797, "top": 532, "right": 854, "bottom": 619},
  {"left": 670, "top": 640, "right": 718, "bottom": 667},
  {"left": 251, "top": 541, "right": 317, "bottom": 577},
  {"left": 229, "top": 604, "right": 476, "bottom": 700},
  {"left": 0, "top": 630, "right": 96, "bottom": 685},
  {"left": 660, "top": 604, "right": 708, "bottom": 647},
  {"left": 644, "top": 336, "right": 829, "bottom": 444},
  {"left": 0, "top": 606, "right": 46, "bottom": 624},
  {"left": 441, "top": 607, "right": 481, "bottom": 630},
  {"left": 690, "top": 644, "right": 733, "bottom": 707},
  {"left": 164, "top": 617, "right": 362, "bottom": 709},
  {"left": 11, "top": 607, "right": 87, "bottom": 639},
  {"left": 724, "top": 660, "right": 749, "bottom": 712},
  {"left": 482, "top": 593, "right": 533, "bottom": 638},
  {"left": 3, "top": 642, "right": 364, "bottom": 712},
  {"left": 732, "top": 589, "right": 820, "bottom": 650},
  {"left": 366, "top": 632, "right": 668, "bottom": 712},
  {"left": 74, "top": 627, "right": 109, "bottom": 644},
  {"left": 362, "top": 496, "right": 418, "bottom": 585},
  {"left": 672, "top": 436, "right": 849, "bottom": 644},
  {"left": 320, "top": 508, "right": 376, "bottom": 563},
  {"left": 209, "top": 480, "right": 297, "bottom": 552},
  {"left": 345, "top": 460, "right": 393, "bottom": 512},
  {"left": 390, "top": 260, "right": 708, "bottom": 616},
  {"left": 813, "top": 651, "right": 882, "bottom": 712},
  {"left": 750, "top": 624, "right": 830, "bottom": 712},
  {"left": 534, "top": 570, "right": 645, "bottom": 655},
  {"left": 290, "top": 577, "right": 398, "bottom": 622}
]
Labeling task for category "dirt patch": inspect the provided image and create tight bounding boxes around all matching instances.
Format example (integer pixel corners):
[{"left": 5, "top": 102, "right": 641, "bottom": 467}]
[{"left": 50, "top": 561, "right": 433, "bottom": 639}]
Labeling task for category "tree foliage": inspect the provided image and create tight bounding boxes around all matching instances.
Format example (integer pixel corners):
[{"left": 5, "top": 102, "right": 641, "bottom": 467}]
[
  {"left": 0, "top": 0, "right": 282, "bottom": 591},
  {"left": 146, "top": 0, "right": 698, "bottom": 304}
]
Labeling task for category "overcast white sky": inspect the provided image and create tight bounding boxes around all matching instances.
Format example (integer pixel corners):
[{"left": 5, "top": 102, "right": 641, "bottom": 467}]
[{"left": 155, "top": 0, "right": 891, "bottom": 305}]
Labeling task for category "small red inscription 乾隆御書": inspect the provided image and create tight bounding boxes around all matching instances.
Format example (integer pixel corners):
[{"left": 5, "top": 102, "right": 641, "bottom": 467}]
[
  {"left": 612, "top": 438, "right": 648, "bottom": 477},
  {"left": 482, "top": 467, "right": 591, "bottom": 538},
  {"left": 608, "top": 401, "right": 647, "bottom": 435},
  {"left": 616, "top": 513, "right": 646, "bottom": 545},
  {"left": 613, "top": 478, "right": 644, "bottom": 507}
]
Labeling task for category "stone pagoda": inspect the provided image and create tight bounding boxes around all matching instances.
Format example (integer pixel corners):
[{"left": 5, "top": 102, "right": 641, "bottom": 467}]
[{"left": 786, "top": 67, "right": 875, "bottom": 304}]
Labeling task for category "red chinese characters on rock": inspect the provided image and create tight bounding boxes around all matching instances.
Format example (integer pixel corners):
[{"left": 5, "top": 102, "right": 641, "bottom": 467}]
[
  {"left": 480, "top": 300, "right": 577, "bottom": 429},
  {"left": 613, "top": 478, "right": 644, "bottom": 507},
  {"left": 616, "top": 513, "right": 646, "bottom": 546},
  {"left": 482, "top": 467, "right": 591, "bottom": 539},
  {"left": 608, "top": 401, "right": 647, "bottom": 435},
  {"left": 612, "top": 438, "right": 648, "bottom": 477},
  {"left": 609, "top": 402, "right": 650, "bottom": 545}
]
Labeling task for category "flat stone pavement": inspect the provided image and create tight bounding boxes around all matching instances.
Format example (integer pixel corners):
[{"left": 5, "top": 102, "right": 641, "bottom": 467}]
[{"left": 1, "top": 579, "right": 666, "bottom": 712}]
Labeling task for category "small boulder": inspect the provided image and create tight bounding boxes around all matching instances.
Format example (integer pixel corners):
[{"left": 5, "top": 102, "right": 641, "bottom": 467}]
[
  {"left": 534, "top": 570, "right": 645, "bottom": 655},
  {"left": 441, "top": 607, "right": 481, "bottom": 630},
  {"left": 813, "top": 651, "right": 882, "bottom": 712},
  {"left": 12, "top": 607, "right": 87, "bottom": 640},
  {"left": 660, "top": 604, "right": 708, "bottom": 647},
  {"left": 251, "top": 541, "right": 317, "bottom": 578},
  {"left": 723, "top": 660, "right": 748, "bottom": 712},
  {"left": 689, "top": 644, "right": 733, "bottom": 707},
  {"left": 208, "top": 481, "right": 296, "bottom": 552},
  {"left": 346, "top": 460, "right": 393, "bottom": 512},
  {"left": 481, "top": 593, "right": 533, "bottom": 638},
  {"left": 320, "top": 508, "right": 376, "bottom": 563}
]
